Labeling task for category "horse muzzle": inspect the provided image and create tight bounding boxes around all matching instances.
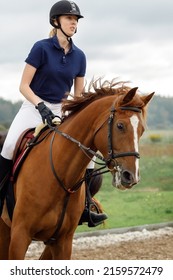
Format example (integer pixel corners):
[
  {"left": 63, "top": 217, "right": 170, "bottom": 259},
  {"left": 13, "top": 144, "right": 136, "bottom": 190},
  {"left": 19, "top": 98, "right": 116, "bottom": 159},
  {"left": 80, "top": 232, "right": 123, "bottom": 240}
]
[{"left": 111, "top": 167, "right": 139, "bottom": 190}]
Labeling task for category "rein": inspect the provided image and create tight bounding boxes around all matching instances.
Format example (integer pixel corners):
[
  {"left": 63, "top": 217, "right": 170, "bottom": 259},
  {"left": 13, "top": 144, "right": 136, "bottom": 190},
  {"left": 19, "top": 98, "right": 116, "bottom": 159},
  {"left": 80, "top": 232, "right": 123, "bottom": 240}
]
[{"left": 48, "top": 105, "right": 142, "bottom": 192}]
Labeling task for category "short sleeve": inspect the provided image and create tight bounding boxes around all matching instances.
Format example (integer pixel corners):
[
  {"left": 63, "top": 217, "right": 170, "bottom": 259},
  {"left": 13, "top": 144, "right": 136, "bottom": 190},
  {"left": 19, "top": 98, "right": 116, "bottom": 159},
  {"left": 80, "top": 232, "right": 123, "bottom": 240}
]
[
  {"left": 25, "top": 41, "right": 45, "bottom": 69},
  {"left": 77, "top": 52, "right": 86, "bottom": 77}
]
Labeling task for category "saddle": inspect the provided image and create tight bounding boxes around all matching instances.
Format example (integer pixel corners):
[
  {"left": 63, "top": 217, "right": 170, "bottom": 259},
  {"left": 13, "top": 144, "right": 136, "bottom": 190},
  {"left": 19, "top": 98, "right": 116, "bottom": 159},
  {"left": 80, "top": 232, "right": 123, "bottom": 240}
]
[{"left": 6, "top": 125, "right": 52, "bottom": 220}]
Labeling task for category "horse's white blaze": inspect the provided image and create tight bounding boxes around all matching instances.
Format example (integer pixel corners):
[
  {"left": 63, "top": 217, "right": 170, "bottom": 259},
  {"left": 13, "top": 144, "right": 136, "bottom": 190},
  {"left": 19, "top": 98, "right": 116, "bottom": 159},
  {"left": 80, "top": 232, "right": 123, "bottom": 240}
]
[{"left": 130, "top": 115, "right": 139, "bottom": 182}]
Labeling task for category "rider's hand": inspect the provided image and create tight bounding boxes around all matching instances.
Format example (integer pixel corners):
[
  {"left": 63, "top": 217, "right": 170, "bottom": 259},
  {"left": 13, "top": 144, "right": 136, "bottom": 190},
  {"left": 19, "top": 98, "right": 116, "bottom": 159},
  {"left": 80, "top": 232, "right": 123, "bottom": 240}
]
[{"left": 36, "top": 102, "right": 55, "bottom": 126}]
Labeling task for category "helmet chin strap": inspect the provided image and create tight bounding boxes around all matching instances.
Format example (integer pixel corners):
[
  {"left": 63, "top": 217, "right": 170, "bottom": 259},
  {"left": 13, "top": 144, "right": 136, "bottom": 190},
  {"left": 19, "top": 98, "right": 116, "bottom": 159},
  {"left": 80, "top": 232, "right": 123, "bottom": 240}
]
[
  {"left": 55, "top": 18, "right": 76, "bottom": 42},
  {"left": 59, "top": 26, "right": 71, "bottom": 42}
]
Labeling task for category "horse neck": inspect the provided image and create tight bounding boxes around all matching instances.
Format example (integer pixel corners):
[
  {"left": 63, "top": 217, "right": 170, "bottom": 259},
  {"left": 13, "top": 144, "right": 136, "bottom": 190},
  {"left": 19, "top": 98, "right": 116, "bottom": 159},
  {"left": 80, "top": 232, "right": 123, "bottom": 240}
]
[
  {"left": 56, "top": 98, "right": 111, "bottom": 183},
  {"left": 63, "top": 97, "right": 112, "bottom": 145}
]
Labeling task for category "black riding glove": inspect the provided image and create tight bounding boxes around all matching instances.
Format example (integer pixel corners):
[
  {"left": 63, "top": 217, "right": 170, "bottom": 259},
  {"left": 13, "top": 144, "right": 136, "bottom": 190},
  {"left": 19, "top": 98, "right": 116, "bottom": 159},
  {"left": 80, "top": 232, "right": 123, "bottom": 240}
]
[{"left": 36, "top": 102, "right": 55, "bottom": 126}]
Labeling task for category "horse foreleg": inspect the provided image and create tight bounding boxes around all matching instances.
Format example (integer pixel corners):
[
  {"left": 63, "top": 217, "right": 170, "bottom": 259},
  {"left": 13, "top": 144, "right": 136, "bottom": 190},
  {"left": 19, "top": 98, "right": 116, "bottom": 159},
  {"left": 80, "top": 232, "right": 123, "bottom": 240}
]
[
  {"left": 39, "top": 245, "right": 52, "bottom": 260},
  {"left": 0, "top": 218, "right": 10, "bottom": 260},
  {"left": 49, "top": 234, "right": 74, "bottom": 260},
  {"left": 9, "top": 225, "right": 32, "bottom": 260}
]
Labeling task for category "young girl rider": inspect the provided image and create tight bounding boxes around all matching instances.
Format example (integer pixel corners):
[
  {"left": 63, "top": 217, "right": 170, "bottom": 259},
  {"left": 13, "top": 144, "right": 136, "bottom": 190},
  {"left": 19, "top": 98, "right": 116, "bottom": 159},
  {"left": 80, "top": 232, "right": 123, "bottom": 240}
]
[{"left": 0, "top": 1, "right": 107, "bottom": 226}]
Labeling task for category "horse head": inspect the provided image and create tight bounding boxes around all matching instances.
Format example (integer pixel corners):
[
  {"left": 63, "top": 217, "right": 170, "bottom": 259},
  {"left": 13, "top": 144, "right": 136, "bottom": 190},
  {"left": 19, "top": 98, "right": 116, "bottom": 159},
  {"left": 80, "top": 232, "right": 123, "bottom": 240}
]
[
  {"left": 92, "top": 85, "right": 154, "bottom": 190},
  {"left": 62, "top": 78, "right": 154, "bottom": 190}
]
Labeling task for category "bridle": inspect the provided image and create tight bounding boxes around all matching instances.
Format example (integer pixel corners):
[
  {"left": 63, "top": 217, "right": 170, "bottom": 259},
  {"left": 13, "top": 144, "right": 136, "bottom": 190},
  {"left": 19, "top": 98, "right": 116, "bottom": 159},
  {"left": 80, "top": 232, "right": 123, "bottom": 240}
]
[
  {"left": 48, "top": 104, "right": 142, "bottom": 191},
  {"left": 106, "top": 106, "right": 141, "bottom": 163}
]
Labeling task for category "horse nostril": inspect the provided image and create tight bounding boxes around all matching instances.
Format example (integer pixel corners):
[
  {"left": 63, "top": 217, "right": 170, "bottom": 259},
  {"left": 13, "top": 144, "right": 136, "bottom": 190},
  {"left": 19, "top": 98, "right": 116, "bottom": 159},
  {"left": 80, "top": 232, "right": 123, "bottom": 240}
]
[{"left": 122, "top": 170, "right": 134, "bottom": 184}]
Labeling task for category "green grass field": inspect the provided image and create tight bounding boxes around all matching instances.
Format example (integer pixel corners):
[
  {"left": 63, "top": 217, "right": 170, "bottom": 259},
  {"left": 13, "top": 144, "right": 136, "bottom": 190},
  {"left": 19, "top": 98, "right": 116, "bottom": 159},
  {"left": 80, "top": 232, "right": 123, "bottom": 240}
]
[{"left": 77, "top": 130, "right": 173, "bottom": 233}]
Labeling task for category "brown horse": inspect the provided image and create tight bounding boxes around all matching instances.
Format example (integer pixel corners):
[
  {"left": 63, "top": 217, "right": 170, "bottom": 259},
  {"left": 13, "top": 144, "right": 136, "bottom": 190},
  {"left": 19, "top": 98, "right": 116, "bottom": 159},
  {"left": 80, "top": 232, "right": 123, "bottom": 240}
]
[{"left": 0, "top": 78, "right": 154, "bottom": 260}]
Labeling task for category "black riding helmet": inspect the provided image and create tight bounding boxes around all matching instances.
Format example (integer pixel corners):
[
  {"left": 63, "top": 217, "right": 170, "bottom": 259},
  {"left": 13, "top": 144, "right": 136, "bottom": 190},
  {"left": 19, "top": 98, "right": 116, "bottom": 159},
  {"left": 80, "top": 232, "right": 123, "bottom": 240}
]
[{"left": 50, "top": 0, "right": 84, "bottom": 28}]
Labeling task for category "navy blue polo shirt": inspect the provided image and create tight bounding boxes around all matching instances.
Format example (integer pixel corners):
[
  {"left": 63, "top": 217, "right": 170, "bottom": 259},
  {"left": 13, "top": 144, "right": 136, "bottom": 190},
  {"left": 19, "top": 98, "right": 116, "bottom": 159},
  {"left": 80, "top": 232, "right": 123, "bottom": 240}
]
[{"left": 25, "top": 36, "right": 86, "bottom": 103}]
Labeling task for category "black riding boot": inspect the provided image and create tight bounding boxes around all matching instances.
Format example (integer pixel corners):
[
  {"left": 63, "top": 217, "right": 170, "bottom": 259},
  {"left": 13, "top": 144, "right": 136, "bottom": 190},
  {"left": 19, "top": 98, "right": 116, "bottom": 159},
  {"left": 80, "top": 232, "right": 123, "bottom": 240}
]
[
  {"left": 79, "top": 169, "right": 108, "bottom": 227},
  {"left": 0, "top": 155, "right": 13, "bottom": 216}
]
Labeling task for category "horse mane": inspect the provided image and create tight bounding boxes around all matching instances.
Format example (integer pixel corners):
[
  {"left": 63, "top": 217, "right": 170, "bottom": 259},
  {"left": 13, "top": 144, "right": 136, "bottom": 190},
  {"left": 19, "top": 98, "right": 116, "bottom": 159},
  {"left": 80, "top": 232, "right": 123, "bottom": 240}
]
[{"left": 61, "top": 77, "right": 147, "bottom": 122}]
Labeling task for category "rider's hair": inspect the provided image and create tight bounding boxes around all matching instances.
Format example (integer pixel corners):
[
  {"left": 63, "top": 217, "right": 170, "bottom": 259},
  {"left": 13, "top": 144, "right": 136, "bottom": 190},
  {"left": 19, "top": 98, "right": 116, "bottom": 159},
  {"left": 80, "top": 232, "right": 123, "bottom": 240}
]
[{"left": 49, "top": 28, "right": 57, "bottom": 38}]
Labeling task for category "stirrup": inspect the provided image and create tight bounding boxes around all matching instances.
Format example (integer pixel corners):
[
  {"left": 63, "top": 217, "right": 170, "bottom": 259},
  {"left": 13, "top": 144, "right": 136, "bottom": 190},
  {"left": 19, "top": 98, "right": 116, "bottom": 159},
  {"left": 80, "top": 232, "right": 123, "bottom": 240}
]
[
  {"left": 88, "top": 211, "right": 108, "bottom": 227},
  {"left": 79, "top": 203, "right": 108, "bottom": 227},
  {"left": 79, "top": 169, "right": 108, "bottom": 227}
]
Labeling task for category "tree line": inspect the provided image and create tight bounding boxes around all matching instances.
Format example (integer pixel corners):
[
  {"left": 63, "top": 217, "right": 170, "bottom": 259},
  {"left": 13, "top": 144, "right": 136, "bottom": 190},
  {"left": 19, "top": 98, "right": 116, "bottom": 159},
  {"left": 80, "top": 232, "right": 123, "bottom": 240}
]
[
  {"left": 147, "top": 95, "right": 173, "bottom": 129},
  {"left": 0, "top": 95, "right": 173, "bottom": 130}
]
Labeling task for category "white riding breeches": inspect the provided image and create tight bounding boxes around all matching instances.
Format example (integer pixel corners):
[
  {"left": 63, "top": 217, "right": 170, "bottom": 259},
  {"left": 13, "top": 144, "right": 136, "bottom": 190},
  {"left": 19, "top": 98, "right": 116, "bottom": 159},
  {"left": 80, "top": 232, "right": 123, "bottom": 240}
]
[
  {"left": 1, "top": 100, "right": 62, "bottom": 160},
  {"left": 1, "top": 99, "right": 95, "bottom": 168}
]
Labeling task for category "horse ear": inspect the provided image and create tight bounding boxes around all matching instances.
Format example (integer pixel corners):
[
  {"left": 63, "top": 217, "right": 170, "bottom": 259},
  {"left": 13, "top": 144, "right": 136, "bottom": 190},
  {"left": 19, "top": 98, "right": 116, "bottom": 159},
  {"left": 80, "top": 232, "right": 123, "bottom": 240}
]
[
  {"left": 121, "top": 87, "right": 138, "bottom": 105},
  {"left": 141, "top": 92, "right": 155, "bottom": 106}
]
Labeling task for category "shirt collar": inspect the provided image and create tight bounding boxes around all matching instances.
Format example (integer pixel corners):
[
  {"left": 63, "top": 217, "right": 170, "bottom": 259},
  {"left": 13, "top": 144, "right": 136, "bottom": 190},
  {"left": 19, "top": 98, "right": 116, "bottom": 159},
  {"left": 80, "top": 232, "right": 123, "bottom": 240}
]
[{"left": 52, "top": 35, "right": 76, "bottom": 52}]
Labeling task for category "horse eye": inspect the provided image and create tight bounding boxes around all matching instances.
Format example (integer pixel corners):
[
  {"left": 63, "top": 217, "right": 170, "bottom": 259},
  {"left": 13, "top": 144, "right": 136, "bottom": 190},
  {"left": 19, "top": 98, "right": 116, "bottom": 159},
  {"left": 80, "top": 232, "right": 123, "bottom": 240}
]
[{"left": 117, "top": 122, "right": 124, "bottom": 130}]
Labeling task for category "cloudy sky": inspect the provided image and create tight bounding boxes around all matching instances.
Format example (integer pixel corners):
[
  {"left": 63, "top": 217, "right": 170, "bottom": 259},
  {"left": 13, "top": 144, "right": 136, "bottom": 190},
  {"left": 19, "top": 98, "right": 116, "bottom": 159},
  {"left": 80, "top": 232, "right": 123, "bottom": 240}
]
[{"left": 0, "top": 0, "right": 173, "bottom": 102}]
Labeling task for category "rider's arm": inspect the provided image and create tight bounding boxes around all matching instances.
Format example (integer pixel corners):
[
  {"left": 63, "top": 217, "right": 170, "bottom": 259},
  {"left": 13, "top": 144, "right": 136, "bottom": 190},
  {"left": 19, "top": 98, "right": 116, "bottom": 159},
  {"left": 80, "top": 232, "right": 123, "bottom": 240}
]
[
  {"left": 19, "top": 63, "right": 42, "bottom": 106},
  {"left": 74, "top": 76, "right": 85, "bottom": 97}
]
